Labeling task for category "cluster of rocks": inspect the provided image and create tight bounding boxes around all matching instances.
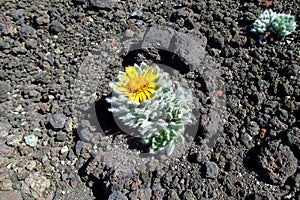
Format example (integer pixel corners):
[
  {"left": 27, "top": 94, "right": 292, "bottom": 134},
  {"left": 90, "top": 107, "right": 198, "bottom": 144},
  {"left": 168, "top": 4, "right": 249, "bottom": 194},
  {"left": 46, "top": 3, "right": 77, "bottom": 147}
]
[{"left": 0, "top": 0, "right": 299, "bottom": 199}]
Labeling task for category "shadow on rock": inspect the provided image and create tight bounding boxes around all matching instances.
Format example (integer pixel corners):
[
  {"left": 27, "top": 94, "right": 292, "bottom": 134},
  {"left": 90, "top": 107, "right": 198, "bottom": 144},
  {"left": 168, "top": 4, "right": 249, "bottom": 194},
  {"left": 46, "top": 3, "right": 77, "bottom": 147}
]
[{"left": 244, "top": 139, "right": 298, "bottom": 186}]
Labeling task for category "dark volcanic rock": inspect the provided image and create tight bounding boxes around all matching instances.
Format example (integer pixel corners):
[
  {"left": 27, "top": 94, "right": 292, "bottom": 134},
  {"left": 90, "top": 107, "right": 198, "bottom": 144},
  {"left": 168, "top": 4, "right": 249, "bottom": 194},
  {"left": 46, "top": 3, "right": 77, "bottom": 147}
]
[
  {"left": 90, "top": 0, "right": 117, "bottom": 9},
  {"left": 0, "top": 81, "right": 10, "bottom": 103},
  {"left": 141, "top": 26, "right": 207, "bottom": 70},
  {"left": 0, "top": 0, "right": 299, "bottom": 199},
  {"left": 50, "top": 113, "right": 67, "bottom": 130},
  {"left": 205, "top": 161, "right": 219, "bottom": 178},
  {"left": 0, "top": 122, "right": 12, "bottom": 138},
  {"left": 286, "top": 127, "right": 300, "bottom": 157},
  {"left": 256, "top": 140, "right": 298, "bottom": 185},
  {"left": 50, "top": 20, "right": 66, "bottom": 33},
  {"left": 108, "top": 191, "right": 128, "bottom": 200},
  {"left": 129, "top": 189, "right": 151, "bottom": 200},
  {"left": 56, "top": 131, "right": 67, "bottom": 142},
  {"left": 19, "top": 25, "right": 37, "bottom": 41}
]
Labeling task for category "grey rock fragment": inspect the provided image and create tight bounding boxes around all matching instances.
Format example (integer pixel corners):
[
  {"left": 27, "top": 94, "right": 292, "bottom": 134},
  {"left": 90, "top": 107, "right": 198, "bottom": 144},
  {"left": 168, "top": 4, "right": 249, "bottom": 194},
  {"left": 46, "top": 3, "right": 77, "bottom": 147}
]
[
  {"left": 257, "top": 140, "right": 298, "bottom": 185},
  {"left": 269, "top": 116, "right": 288, "bottom": 136},
  {"left": 167, "top": 189, "right": 180, "bottom": 200},
  {"left": 19, "top": 25, "right": 37, "bottom": 41},
  {"left": 172, "top": 31, "right": 206, "bottom": 69},
  {"left": 0, "top": 122, "right": 12, "bottom": 138},
  {"left": 75, "top": 141, "right": 92, "bottom": 159},
  {"left": 183, "top": 189, "right": 197, "bottom": 200},
  {"left": 0, "top": 81, "right": 10, "bottom": 103},
  {"left": 124, "top": 29, "right": 134, "bottom": 38},
  {"left": 25, "top": 38, "right": 37, "bottom": 49},
  {"left": 197, "top": 144, "right": 211, "bottom": 163},
  {"left": 142, "top": 26, "right": 174, "bottom": 57},
  {"left": 23, "top": 172, "right": 51, "bottom": 199},
  {"left": 257, "top": 113, "right": 271, "bottom": 127},
  {"left": 0, "top": 22, "right": 15, "bottom": 35},
  {"left": 152, "top": 183, "right": 166, "bottom": 199},
  {"left": 50, "top": 113, "right": 66, "bottom": 130},
  {"left": 205, "top": 161, "right": 219, "bottom": 178},
  {"left": 286, "top": 127, "right": 300, "bottom": 157},
  {"left": 0, "top": 40, "right": 10, "bottom": 49},
  {"left": 0, "top": 139, "right": 14, "bottom": 156},
  {"left": 0, "top": 191, "right": 22, "bottom": 200},
  {"left": 146, "top": 159, "right": 159, "bottom": 172},
  {"left": 240, "top": 132, "right": 253, "bottom": 147},
  {"left": 131, "top": 10, "right": 143, "bottom": 17},
  {"left": 35, "top": 13, "right": 50, "bottom": 25},
  {"left": 56, "top": 131, "right": 67, "bottom": 141},
  {"left": 6, "top": 134, "right": 22, "bottom": 146},
  {"left": 200, "top": 109, "right": 221, "bottom": 138},
  {"left": 50, "top": 20, "right": 65, "bottom": 33},
  {"left": 90, "top": 0, "right": 117, "bottom": 9},
  {"left": 257, "top": 79, "right": 270, "bottom": 91},
  {"left": 129, "top": 189, "right": 151, "bottom": 200},
  {"left": 141, "top": 27, "right": 207, "bottom": 70},
  {"left": 108, "top": 191, "right": 128, "bottom": 200},
  {"left": 171, "top": 7, "right": 193, "bottom": 19},
  {"left": 246, "top": 121, "right": 260, "bottom": 136},
  {"left": 115, "top": 10, "right": 126, "bottom": 18},
  {"left": 77, "top": 128, "right": 93, "bottom": 143},
  {"left": 209, "top": 34, "right": 225, "bottom": 49},
  {"left": 113, "top": 167, "right": 133, "bottom": 180},
  {"left": 9, "top": 9, "right": 25, "bottom": 21},
  {"left": 67, "top": 149, "right": 76, "bottom": 160}
]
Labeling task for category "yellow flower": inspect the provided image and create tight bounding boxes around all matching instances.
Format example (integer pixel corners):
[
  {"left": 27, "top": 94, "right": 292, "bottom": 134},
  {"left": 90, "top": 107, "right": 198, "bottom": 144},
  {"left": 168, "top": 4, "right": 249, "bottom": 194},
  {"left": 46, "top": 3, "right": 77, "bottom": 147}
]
[{"left": 116, "top": 65, "right": 159, "bottom": 103}]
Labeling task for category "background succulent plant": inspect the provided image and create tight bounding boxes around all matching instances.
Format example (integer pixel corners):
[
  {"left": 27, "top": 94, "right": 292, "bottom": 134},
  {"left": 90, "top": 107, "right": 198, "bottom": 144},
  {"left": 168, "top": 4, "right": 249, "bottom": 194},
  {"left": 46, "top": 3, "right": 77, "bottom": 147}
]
[{"left": 251, "top": 9, "right": 296, "bottom": 37}]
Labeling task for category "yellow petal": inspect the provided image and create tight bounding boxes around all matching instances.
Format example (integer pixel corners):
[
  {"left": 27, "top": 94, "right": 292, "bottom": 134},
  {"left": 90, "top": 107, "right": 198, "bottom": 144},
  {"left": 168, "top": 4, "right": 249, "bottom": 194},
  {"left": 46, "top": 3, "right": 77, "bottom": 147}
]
[
  {"left": 143, "top": 67, "right": 151, "bottom": 78},
  {"left": 147, "top": 74, "right": 159, "bottom": 81},
  {"left": 144, "top": 91, "right": 151, "bottom": 99},
  {"left": 123, "top": 75, "right": 131, "bottom": 81},
  {"left": 128, "top": 94, "right": 135, "bottom": 101},
  {"left": 125, "top": 66, "right": 138, "bottom": 78},
  {"left": 134, "top": 95, "right": 140, "bottom": 103},
  {"left": 147, "top": 82, "right": 156, "bottom": 88},
  {"left": 116, "top": 86, "right": 127, "bottom": 92},
  {"left": 140, "top": 92, "right": 146, "bottom": 101},
  {"left": 147, "top": 88, "right": 156, "bottom": 94},
  {"left": 123, "top": 92, "right": 132, "bottom": 97}
]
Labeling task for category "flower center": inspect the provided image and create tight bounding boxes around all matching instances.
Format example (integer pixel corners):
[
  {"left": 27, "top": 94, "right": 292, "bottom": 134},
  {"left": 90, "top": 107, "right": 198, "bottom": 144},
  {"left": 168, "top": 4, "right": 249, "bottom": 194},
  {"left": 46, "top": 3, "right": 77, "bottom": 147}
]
[{"left": 126, "top": 76, "right": 149, "bottom": 93}]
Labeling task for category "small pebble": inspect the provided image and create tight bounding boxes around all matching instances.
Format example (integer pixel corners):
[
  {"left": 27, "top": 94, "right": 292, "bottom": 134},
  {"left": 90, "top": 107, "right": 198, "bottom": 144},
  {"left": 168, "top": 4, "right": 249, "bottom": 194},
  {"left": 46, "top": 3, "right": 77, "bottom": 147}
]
[{"left": 61, "top": 146, "right": 69, "bottom": 154}]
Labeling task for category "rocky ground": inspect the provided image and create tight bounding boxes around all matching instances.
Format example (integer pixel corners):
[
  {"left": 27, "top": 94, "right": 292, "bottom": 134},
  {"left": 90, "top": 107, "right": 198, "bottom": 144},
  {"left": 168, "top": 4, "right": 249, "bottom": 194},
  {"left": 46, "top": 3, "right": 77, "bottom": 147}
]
[{"left": 0, "top": 0, "right": 299, "bottom": 199}]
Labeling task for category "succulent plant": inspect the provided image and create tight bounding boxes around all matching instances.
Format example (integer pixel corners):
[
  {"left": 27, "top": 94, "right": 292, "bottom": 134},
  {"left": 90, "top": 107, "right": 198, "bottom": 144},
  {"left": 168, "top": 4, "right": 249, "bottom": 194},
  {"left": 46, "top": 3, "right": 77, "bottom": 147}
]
[
  {"left": 271, "top": 13, "right": 296, "bottom": 36},
  {"left": 24, "top": 134, "right": 38, "bottom": 147},
  {"left": 251, "top": 9, "right": 296, "bottom": 37},
  {"left": 107, "top": 62, "right": 196, "bottom": 155}
]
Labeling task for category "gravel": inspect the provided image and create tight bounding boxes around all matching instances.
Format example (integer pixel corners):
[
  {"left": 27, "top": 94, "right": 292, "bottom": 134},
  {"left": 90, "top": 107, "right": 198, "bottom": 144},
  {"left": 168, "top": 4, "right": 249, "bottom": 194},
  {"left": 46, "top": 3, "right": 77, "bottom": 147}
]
[{"left": 0, "top": 0, "right": 299, "bottom": 199}]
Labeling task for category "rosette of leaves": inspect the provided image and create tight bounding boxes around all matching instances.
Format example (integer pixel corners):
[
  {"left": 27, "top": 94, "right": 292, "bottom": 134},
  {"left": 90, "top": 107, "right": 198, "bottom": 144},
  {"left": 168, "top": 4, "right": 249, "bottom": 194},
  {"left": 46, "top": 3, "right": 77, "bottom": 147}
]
[
  {"left": 271, "top": 13, "right": 296, "bottom": 36},
  {"left": 251, "top": 9, "right": 277, "bottom": 34},
  {"left": 107, "top": 62, "right": 196, "bottom": 155},
  {"left": 251, "top": 9, "right": 296, "bottom": 37}
]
